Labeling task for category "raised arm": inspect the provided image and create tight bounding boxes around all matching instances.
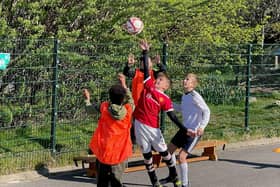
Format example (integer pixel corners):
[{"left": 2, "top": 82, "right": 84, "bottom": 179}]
[
  {"left": 123, "top": 53, "right": 136, "bottom": 78},
  {"left": 83, "top": 89, "right": 100, "bottom": 114},
  {"left": 153, "top": 54, "right": 167, "bottom": 78},
  {"left": 118, "top": 73, "right": 135, "bottom": 111},
  {"left": 139, "top": 39, "right": 150, "bottom": 80}
]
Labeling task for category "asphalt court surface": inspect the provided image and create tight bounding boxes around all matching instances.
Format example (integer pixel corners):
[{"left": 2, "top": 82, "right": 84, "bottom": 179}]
[{"left": 1, "top": 141, "right": 280, "bottom": 187}]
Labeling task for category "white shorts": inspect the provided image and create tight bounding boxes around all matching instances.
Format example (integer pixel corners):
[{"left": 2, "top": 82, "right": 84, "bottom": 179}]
[{"left": 134, "top": 119, "right": 167, "bottom": 153}]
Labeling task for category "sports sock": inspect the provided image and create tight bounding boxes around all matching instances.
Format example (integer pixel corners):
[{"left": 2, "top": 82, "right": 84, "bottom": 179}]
[
  {"left": 161, "top": 151, "right": 176, "bottom": 167},
  {"left": 148, "top": 170, "right": 159, "bottom": 184},
  {"left": 143, "top": 152, "right": 158, "bottom": 184},
  {"left": 161, "top": 151, "right": 177, "bottom": 177},
  {"left": 171, "top": 153, "right": 176, "bottom": 164},
  {"left": 179, "top": 162, "right": 188, "bottom": 186}
]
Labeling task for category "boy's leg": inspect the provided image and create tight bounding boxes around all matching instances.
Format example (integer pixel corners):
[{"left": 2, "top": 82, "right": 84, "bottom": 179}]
[
  {"left": 134, "top": 119, "right": 152, "bottom": 153},
  {"left": 96, "top": 159, "right": 110, "bottom": 187},
  {"left": 159, "top": 149, "right": 181, "bottom": 187},
  {"left": 134, "top": 120, "right": 162, "bottom": 186},
  {"left": 179, "top": 135, "right": 201, "bottom": 187},
  {"left": 150, "top": 133, "right": 180, "bottom": 186},
  {"left": 160, "top": 148, "right": 181, "bottom": 187},
  {"left": 111, "top": 162, "right": 126, "bottom": 187},
  {"left": 159, "top": 143, "right": 179, "bottom": 183},
  {"left": 179, "top": 136, "right": 201, "bottom": 186},
  {"left": 178, "top": 149, "right": 189, "bottom": 187},
  {"left": 159, "top": 130, "right": 186, "bottom": 185},
  {"left": 143, "top": 152, "right": 160, "bottom": 186}
]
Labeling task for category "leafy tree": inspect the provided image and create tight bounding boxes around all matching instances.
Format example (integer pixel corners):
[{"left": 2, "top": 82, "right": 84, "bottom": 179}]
[
  {"left": 0, "top": 0, "right": 267, "bottom": 45},
  {"left": 0, "top": 0, "right": 276, "bottom": 123},
  {"left": 245, "top": 0, "right": 280, "bottom": 43}
]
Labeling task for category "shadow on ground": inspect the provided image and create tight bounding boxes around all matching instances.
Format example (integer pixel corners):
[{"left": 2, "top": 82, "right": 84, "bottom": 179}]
[
  {"left": 219, "top": 159, "right": 280, "bottom": 169},
  {"left": 35, "top": 164, "right": 96, "bottom": 184}
]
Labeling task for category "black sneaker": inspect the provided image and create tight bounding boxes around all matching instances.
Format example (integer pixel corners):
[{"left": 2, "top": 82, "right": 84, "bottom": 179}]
[
  {"left": 152, "top": 181, "right": 163, "bottom": 187},
  {"left": 159, "top": 176, "right": 181, "bottom": 186}
]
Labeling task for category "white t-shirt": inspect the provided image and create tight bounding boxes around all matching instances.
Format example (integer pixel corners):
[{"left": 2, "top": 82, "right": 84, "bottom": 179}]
[{"left": 173, "top": 90, "right": 210, "bottom": 131}]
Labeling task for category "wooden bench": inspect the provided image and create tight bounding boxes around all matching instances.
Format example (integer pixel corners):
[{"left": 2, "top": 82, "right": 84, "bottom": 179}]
[
  {"left": 73, "top": 155, "right": 97, "bottom": 177},
  {"left": 73, "top": 139, "right": 226, "bottom": 177}
]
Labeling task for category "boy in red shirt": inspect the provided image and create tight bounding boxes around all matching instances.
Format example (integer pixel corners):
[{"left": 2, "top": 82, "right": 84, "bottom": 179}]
[
  {"left": 123, "top": 53, "right": 166, "bottom": 107},
  {"left": 123, "top": 53, "right": 166, "bottom": 148},
  {"left": 133, "top": 39, "right": 195, "bottom": 187}
]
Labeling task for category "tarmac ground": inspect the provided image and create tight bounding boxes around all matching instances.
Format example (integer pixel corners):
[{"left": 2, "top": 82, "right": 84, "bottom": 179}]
[{"left": 1, "top": 138, "right": 280, "bottom": 187}]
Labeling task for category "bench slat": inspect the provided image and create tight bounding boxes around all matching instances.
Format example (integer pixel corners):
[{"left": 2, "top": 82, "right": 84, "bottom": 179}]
[
  {"left": 73, "top": 139, "right": 226, "bottom": 177},
  {"left": 194, "top": 140, "right": 227, "bottom": 149}
]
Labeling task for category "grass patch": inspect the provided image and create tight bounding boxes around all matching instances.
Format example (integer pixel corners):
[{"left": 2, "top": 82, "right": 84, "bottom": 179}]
[
  {"left": 0, "top": 96, "right": 279, "bottom": 175},
  {"left": 163, "top": 97, "right": 280, "bottom": 144}
]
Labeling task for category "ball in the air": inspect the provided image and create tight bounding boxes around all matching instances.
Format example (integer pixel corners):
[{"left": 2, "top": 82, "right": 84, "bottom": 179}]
[{"left": 123, "top": 17, "right": 144, "bottom": 35}]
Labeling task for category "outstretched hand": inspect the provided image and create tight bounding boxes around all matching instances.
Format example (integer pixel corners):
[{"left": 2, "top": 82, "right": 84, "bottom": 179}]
[
  {"left": 139, "top": 39, "right": 150, "bottom": 51},
  {"left": 153, "top": 54, "right": 161, "bottom": 64},
  {"left": 83, "top": 89, "right": 90, "bottom": 101},
  {"left": 118, "top": 73, "right": 127, "bottom": 89},
  {"left": 128, "top": 53, "right": 135, "bottom": 66}
]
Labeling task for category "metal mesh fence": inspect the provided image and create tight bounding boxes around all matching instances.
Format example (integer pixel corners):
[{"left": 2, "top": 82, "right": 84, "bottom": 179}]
[{"left": 0, "top": 39, "right": 279, "bottom": 174}]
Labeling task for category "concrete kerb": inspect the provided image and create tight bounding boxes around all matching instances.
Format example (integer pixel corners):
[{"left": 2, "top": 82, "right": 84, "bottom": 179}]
[
  {"left": 1, "top": 137, "right": 280, "bottom": 185},
  {"left": 223, "top": 137, "right": 280, "bottom": 150},
  {"left": 0, "top": 166, "right": 80, "bottom": 185}
]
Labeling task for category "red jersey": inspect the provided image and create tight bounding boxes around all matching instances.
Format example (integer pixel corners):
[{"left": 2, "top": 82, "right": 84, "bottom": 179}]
[{"left": 133, "top": 77, "right": 173, "bottom": 128}]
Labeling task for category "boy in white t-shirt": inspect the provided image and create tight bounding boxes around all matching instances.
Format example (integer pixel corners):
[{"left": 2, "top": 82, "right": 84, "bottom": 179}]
[{"left": 160, "top": 73, "right": 210, "bottom": 187}]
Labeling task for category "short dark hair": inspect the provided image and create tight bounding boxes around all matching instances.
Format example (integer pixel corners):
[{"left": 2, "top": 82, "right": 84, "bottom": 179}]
[
  {"left": 157, "top": 72, "right": 171, "bottom": 86},
  {"left": 109, "top": 84, "right": 126, "bottom": 105}
]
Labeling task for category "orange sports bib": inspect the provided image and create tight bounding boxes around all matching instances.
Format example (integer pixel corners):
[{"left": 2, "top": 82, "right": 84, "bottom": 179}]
[
  {"left": 132, "top": 69, "right": 154, "bottom": 107},
  {"left": 89, "top": 102, "right": 133, "bottom": 164}
]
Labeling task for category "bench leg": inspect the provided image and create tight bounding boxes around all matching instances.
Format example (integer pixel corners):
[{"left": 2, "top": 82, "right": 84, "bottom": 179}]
[
  {"left": 201, "top": 147, "right": 218, "bottom": 161},
  {"left": 86, "top": 162, "right": 97, "bottom": 178},
  {"left": 152, "top": 154, "right": 162, "bottom": 168},
  {"left": 74, "top": 160, "right": 78, "bottom": 167},
  {"left": 82, "top": 161, "right": 85, "bottom": 169}
]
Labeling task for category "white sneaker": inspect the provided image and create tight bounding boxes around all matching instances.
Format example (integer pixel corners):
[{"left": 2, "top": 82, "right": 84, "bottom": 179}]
[{"left": 182, "top": 181, "right": 191, "bottom": 187}]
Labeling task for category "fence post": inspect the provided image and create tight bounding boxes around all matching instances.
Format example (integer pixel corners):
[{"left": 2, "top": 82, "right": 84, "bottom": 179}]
[
  {"left": 160, "top": 41, "right": 168, "bottom": 133},
  {"left": 245, "top": 44, "right": 252, "bottom": 131},
  {"left": 50, "top": 38, "right": 59, "bottom": 156}
]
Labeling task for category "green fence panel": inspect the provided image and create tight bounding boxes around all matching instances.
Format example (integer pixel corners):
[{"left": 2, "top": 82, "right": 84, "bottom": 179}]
[{"left": 0, "top": 39, "right": 279, "bottom": 175}]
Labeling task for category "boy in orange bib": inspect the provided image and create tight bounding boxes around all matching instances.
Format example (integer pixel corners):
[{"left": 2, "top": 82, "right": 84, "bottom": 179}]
[{"left": 83, "top": 73, "right": 134, "bottom": 187}]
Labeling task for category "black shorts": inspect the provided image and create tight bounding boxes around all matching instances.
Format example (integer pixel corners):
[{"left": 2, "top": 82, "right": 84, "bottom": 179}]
[{"left": 171, "top": 129, "right": 201, "bottom": 153}]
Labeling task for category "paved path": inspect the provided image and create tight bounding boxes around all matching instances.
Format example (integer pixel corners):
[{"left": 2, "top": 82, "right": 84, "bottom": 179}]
[{"left": 1, "top": 141, "right": 280, "bottom": 187}]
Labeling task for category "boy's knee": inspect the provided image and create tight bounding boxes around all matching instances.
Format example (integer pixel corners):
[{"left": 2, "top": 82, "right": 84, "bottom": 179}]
[
  {"left": 167, "top": 143, "right": 177, "bottom": 154},
  {"left": 178, "top": 152, "right": 188, "bottom": 163},
  {"left": 159, "top": 150, "right": 169, "bottom": 157},
  {"left": 143, "top": 152, "right": 153, "bottom": 160}
]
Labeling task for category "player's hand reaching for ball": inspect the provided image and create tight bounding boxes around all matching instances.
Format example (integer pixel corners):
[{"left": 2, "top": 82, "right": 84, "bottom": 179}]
[
  {"left": 139, "top": 39, "right": 150, "bottom": 51},
  {"left": 83, "top": 89, "right": 90, "bottom": 101},
  {"left": 118, "top": 73, "right": 127, "bottom": 89},
  {"left": 128, "top": 53, "right": 135, "bottom": 66},
  {"left": 153, "top": 54, "right": 161, "bottom": 65}
]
